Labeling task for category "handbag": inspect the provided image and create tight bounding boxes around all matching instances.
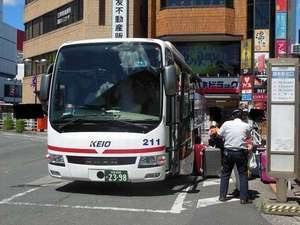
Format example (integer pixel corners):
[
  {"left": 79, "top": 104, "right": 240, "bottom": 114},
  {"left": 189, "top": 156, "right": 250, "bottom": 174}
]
[{"left": 248, "top": 152, "right": 257, "bottom": 169}]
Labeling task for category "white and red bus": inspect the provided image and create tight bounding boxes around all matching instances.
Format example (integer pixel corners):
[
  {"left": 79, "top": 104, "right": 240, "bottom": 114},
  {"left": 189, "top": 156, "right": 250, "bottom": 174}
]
[{"left": 39, "top": 38, "right": 204, "bottom": 183}]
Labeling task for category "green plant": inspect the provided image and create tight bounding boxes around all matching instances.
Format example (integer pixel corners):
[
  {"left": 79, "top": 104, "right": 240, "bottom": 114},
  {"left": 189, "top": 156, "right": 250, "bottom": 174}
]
[
  {"left": 3, "top": 117, "right": 14, "bottom": 130},
  {"left": 15, "top": 119, "right": 25, "bottom": 133}
]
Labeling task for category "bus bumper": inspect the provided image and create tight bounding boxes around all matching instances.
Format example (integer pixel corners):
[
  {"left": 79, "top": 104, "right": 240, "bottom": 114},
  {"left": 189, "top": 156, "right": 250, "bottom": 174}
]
[{"left": 48, "top": 163, "right": 166, "bottom": 183}]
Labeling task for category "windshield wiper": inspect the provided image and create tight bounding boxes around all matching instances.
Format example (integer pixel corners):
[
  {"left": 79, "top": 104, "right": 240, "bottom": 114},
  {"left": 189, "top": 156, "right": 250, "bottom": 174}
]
[
  {"left": 53, "top": 114, "right": 95, "bottom": 131},
  {"left": 55, "top": 118, "right": 86, "bottom": 131},
  {"left": 107, "top": 120, "right": 148, "bottom": 130}
]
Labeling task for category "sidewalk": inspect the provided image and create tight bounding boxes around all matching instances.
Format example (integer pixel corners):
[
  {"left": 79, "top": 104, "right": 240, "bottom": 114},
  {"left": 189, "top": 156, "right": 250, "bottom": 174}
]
[
  {"left": 0, "top": 129, "right": 47, "bottom": 137},
  {"left": 250, "top": 177, "right": 300, "bottom": 221}
]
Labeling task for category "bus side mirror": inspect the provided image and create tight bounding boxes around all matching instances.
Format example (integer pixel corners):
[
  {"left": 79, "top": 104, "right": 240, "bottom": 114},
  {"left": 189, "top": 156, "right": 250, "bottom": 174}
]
[
  {"left": 40, "top": 63, "right": 53, "bottom": 102},
  {"left": 39, "top": 64, "right": 53, "bottom": 113},
  {"left": 39, "top": 73, "right": 51, "bottom": 102},
  {"left": 163, "top": 65, "right": 177, "bottom": 96}
]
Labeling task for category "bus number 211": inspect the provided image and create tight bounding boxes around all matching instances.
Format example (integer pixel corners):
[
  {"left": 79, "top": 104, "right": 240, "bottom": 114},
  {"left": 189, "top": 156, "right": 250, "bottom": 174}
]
[{"left": 143, "top": 139, "right": 160, "bottom": 146}]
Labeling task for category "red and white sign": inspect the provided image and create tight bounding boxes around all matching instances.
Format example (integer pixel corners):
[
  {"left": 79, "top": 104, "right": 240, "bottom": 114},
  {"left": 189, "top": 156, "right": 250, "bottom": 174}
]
[
  {"left": 240, "top": 75, "right": 253, "bottom": 91},
  {"left": 275, "top": 39, "right": 287, "bottom": 57},
  {"left": 253, "top": 93, "right": 267, "bottom": 101}
]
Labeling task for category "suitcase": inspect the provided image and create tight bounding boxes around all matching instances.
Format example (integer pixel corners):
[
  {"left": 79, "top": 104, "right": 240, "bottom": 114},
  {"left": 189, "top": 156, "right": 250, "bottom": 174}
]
[
  {"left": 260, "top": 151, "right": 276, "bottom": 183},
  {"left": 203, "top": 147, "right": 222, "bottom": 178},
  {"left": 194, "top": 144, "right": 207, "bottom": 175}
]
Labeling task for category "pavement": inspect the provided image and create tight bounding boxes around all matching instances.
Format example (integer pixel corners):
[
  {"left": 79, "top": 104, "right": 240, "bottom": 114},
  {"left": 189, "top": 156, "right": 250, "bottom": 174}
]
[{"left": 1, "top": 130, "right": 300, "bottom": 224}]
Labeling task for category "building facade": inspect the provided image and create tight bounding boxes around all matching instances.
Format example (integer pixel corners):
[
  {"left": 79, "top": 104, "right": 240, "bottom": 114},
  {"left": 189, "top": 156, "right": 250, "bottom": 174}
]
[
  {"left": 148, "top": 0, "right": 248, "bottom": 123},
  {"left": 23, "top": 0, "right": 148, "bottom": 103},
  {"left": 0, "top": 0, "right": 22, "bottom": 104},
  {"left": 149, "top": 0, "right": 247, "bottom": 77}
]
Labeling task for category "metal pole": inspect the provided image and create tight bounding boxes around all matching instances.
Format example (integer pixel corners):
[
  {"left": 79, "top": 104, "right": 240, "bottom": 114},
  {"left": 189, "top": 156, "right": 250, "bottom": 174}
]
[
  {"left": 34, "top": 61, "right": 37, "bottom": 104},
  {"left": 276, "top": 178, "right": 288, "bottom": 203}
]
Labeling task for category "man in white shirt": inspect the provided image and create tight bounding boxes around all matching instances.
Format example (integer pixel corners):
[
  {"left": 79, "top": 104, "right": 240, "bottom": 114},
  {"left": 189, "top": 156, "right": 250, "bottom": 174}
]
[{"left": 218, "top": 109, "right": 252, "bottom": 204}]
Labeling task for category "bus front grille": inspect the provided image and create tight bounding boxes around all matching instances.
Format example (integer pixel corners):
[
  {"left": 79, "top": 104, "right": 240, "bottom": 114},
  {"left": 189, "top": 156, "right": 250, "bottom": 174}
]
[{"left": 67, "top": 156, "right": 136, "bottom": 165}]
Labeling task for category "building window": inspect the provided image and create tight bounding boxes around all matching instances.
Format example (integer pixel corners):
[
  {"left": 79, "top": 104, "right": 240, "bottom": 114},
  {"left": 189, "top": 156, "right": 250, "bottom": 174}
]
[
  {"left": 175, "top": 42, "right": 240, "bottom": 76},
  {"left": 25, "top": 0, "right": 35, "bottom": 5},
  {"left": 161, "top": 0, "right": 234, "bottom": 9},
  {"left": 255, "top": 0, "right": 270, "bottom": 29},
  {"left": 25, "top": 0, "right": 83, "bottom": 41},
  {"left": 247, "top": 0, "right": 254, "bottom": 39},
  {"left": 24, "top": 51, "right": 57, "bottom": 77},
  {"left": 99, "top": 0, "right": 106, "bottom": 25}
]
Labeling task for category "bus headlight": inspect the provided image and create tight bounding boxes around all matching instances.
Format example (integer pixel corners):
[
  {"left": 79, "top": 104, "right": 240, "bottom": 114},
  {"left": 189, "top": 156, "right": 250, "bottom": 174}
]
[
  {"left": 46, "top": 153, "right": 65, "bottom": 167},
  {"left": 138, "top": 155, "right": 166, "bottom": 168}
]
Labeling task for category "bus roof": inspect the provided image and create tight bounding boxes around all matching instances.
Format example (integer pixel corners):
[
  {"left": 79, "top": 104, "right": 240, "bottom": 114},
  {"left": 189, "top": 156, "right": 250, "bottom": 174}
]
[{"left": 61, "top": 38, "right": 167, "bottom": 48}]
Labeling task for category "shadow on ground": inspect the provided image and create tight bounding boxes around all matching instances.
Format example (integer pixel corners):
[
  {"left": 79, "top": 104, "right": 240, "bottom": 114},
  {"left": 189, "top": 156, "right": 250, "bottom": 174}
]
[{"left": 56, "top": 175, "right": 203, "bottom": 197}]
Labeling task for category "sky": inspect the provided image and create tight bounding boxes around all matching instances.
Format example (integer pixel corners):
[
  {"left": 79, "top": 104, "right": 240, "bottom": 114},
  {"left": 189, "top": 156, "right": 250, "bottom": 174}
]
[{"left": 3, "top": 0, "right": 24, "bottom": 30}]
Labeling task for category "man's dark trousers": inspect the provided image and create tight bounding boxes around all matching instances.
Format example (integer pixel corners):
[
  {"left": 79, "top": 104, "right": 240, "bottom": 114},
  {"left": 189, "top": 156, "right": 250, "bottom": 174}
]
[{"left": 219, "top": 149, "right": 249, "bottom": 200}]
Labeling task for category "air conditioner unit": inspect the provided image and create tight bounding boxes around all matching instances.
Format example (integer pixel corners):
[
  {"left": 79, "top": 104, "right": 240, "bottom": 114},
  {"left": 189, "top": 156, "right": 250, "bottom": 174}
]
[{"left": 291, "top": 44, "right": 300, "bottom": 55}]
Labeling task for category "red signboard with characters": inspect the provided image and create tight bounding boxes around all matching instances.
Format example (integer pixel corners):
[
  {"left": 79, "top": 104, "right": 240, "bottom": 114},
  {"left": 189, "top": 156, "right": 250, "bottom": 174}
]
[
  {"left": 240, "top": 75, "right": 253, "bottom": 91},
  {"left": 275, "top": 39, "right": 287, "bottom": 57},
  {"left": 253, "top": 93, "right": 267, "bottom": 102},
  {"left": 276, "top": 0, "right": 287, "bottom": 12}
]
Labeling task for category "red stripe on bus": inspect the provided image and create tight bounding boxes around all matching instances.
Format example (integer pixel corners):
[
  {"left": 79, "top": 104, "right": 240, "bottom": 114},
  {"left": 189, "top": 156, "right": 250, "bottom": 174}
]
[
  {"left": 48, "top": 145, "right": 97, "bottom": 154},
  {"left": 102, "top": 146, "right": 166, "bottom": 154}
]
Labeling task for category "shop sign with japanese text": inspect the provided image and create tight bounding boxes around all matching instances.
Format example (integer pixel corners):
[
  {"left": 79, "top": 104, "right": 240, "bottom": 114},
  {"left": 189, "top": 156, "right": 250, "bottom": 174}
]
[
  {"left": 254, "top": 52, "right": 269, "bottom": 74},
  {"left": 240, "top": 75, "right": 253, "bottom": 91},
  {"left": 276, "top": 12, "right": 287, "bottom": 39},
  {"left": 275, "top": 39, "right": 287, "bottom": 57},
  {"left": 112, "top": 0, "right": 128, "bottom": 38},
  {"left": 200, "top": 77, "right": 239, "bottom": 94},
  {"left": 255, "top": 29, "right": 269, "bottom": 52},
  {"left": 241, "top": 39, "right": 252, "bottom": 70},
  {"left": 253, "top": 93, "right": 267, "bottom": 101}
]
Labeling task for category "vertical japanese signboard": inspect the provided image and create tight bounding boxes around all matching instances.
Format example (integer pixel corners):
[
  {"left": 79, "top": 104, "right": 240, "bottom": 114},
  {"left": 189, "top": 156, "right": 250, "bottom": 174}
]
[
  {"left": 255, "top": 29, "right": 270, "bottom": 52},
  {"left": 240, "top": 75, "right": 253, "bottom": 101},
  {"left": 275, "top": 39, "right": 288, "bottom": 57},
  {"left": 276, "top": 12, "right": 287, "bottom": 39},
  {"left": 268, "top": 58, "right": 299, "bottom": 178},
  {"left": 112, "top": 0, "right": 128, "bottom": 38},
  {"left": 241, "top": 39, "right": 252, "bottom": 70},
  {"left": 254, "top": 52, "right": 269, "bottom": 74}
]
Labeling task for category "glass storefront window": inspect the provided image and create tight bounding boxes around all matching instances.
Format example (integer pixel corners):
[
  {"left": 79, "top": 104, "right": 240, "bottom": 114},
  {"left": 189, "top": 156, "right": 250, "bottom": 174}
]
[
  {"left": 175, "top": 42, "right": 240, "bottom": 76},
  {"left": 161, "top": 0, "right": 234, "bottom": 8}
]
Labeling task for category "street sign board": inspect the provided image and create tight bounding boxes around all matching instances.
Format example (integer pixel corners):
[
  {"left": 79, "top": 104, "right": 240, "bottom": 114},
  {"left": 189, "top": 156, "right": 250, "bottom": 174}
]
[{"left": 268, "top": 58, "right": 299, "bottom": 178}]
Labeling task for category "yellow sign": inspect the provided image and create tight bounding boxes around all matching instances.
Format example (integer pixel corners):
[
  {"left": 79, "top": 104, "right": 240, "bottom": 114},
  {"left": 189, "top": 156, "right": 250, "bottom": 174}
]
[{"left": 241, "top": 39, "right": 252, "bottom": 70}]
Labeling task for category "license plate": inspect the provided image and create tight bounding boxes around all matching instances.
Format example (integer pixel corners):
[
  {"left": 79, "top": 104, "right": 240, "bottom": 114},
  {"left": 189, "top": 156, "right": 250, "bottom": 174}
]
[{"left": 105, "top": 170, "right": 128, "bottom": 182}]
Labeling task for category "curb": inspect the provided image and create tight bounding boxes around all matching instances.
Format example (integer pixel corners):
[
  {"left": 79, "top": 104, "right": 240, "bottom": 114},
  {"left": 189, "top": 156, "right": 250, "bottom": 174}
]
[
  {"left": 0, "top": 130, "right": 47, "bottom": 137},
  {"left": 260, "top": 200, "right": 300, "bottom": 216}
]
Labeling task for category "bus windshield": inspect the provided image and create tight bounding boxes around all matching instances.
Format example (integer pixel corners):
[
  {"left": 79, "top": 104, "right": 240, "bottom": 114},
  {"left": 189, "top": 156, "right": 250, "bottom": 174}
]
[{"left": 49, "top": 42, "right": 162, "bottom": 133}]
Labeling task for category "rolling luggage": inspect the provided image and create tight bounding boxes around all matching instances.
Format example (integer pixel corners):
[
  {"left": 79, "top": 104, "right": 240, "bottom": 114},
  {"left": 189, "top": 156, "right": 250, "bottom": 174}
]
[
  {"left": 260, "top": 151, "right": 276, "bottom": 183},
  {"left": 194, "top": 144, "right": 207, "bottom": 175},
  {"left": 203, "top": 147, "right": 222, "bottom": 178}
]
